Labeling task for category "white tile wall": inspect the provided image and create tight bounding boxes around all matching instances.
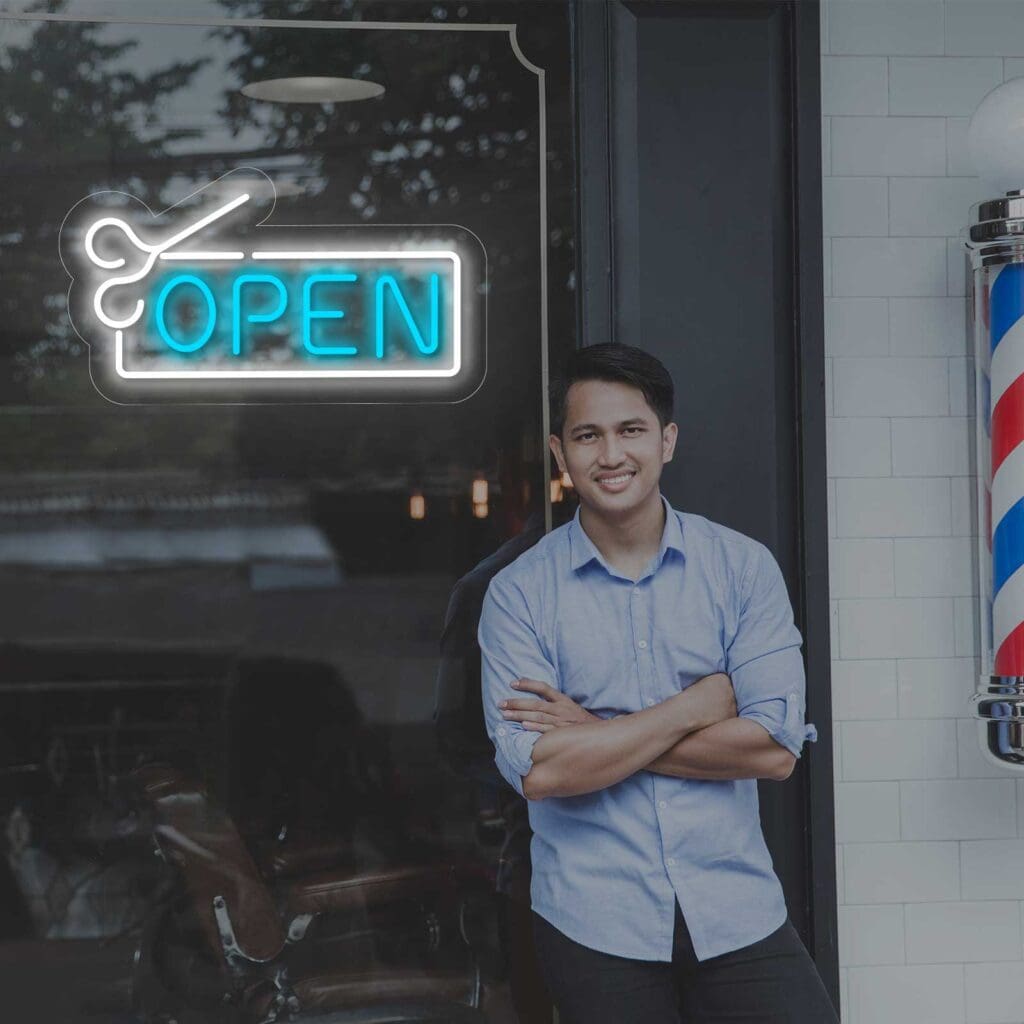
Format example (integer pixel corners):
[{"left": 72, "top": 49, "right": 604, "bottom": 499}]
[
  {"left": 957, "top": 718, "right": 1007, "bottom": 779},
  {"left": 946, "top": 1, "right": 1024, "bottom": 56},
  {"left": 843, "top": 841, "right": 960, "bottom": 903},
  {"left": 898, "top": 657, "right": 976, "bottom": 717},
  {"left": 830, "top": 2, "right": 944, "bottom": 57},
  {"left": 951, "top": 476, "right": 977, "bottom": 535},
  {"left": 893, "top": 538, "right": 974, "bottom": 600},
  {"left": 961, "top": 839, "right": 1024, "bottom": 899},
  {"left": 888, "top": 177, "right": 992, "bottom": 236},
  {"left": 965, "top": 961, "right": 1024, "bottom": 1024},
  {"left": 946, "top": 117, "right": 975, "bottom": 176},
  {"left": 889, "top": 58, "right": 1003, "bottom": 116},
  {"left": 904, "top": 902, "right": 1020, "bottom": 962},
  {"left": 823, "top": 178, "right": 889, "bottom": 236},
  {"left": 823, "top": 5, "right": 1024, "bottom": 1019},
  {"left": 836, "top": 781, "right": 901, "bottom": 841},
  {"left": 831, "top": 537, "right": 895, "bottom": 597},
  {"left": 822, "top": 57, "right": 890, "bottom": 115},
  {"left": 899, "top": 780, "right": 1016, "bottom": 839},
  {"left": 891, "top": 417, "right": 971, "bottom": 476},
  {"left": 833, "top": 658, "right": 898, "bottom": 719},
  {"left": 835, "top": 476, "right": 952, "bottom": 537},
  {"left": 834, "top": 356, "right": 950, "bottom": 415},
  {"left": 832, "top": 238, "right": 948, "bottom": 296},
  {"left": 827, "top": 298, "right": 889, "bottom": 356},
  {"left": 828, "top": 419, "right": 893, "bottom": 478},
  {"left": 842, "top": 718, "right": 958, "bottom": 779},
  {"left": 831, "top": 116, "right": 946, "bottom": 176},
  {"left": 838, "top": 904, "right": 906, "bottom": 965},
  {"left": 848, "top": 965, "right": 964, "bottom": 1024},
  {"left": 889, "top": 297, "right": 966, "bottom": 356}
]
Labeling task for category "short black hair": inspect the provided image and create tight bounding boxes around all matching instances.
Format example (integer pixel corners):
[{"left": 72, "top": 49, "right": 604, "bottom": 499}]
[{"left": 549, "top": 343, "right": 675, "bottom": 438}]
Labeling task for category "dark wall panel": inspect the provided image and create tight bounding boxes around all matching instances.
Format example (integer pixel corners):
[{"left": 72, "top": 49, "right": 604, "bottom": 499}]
[{"left": 575, "top": 0, "right": 836, "bottom": 1005}]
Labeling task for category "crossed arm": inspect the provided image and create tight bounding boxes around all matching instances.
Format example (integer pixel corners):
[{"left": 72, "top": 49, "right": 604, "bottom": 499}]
[{"left": 500, "top": 675, "right": 797, "bottom": 801}]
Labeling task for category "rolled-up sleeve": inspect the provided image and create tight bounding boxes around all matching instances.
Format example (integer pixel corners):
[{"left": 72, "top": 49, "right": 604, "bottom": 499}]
[
  {"left": 725, "top": 545, "right": 818, "bottom": 760},
  {"left": 478, "top": 573, "right": 556, "bottom": 796}
]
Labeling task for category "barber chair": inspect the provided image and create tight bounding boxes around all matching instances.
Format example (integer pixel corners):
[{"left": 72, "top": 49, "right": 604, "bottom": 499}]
[{"left": 129, "top": 763, "right": 491, "bottom": 1024}]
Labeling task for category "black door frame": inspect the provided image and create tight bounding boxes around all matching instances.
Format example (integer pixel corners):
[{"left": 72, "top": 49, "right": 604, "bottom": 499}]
[{"left": 570, "top": 0, "right": 837, "bottom": 1005}]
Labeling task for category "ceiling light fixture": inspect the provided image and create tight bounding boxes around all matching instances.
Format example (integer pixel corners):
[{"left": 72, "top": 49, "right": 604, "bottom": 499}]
[{"left": 241, "top": 76, "right": 385, "bottom": 104}]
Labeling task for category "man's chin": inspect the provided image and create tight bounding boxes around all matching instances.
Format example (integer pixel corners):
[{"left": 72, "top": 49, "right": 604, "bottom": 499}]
[{"left": 579, "top": 481, "right": 650, "bottom": 516}]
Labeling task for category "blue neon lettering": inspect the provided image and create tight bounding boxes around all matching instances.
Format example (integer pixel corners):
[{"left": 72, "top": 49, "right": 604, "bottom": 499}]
[
  {"left": 375, "top": 274, "right": 439, "bottom": 359},
  {"left": 232, "top": 274, "right": 288, "bottom": 356},
  {"left": 303, "top": 273, "right": 358, "bottom": 356},
  {"left": 155, "top": 274, "right": 216, "bottom": 353}
]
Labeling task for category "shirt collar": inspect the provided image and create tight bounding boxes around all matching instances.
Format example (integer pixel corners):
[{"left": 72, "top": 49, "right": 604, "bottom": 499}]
[{"left": 568, "top": 494, "right": 685, "bottom": 575}]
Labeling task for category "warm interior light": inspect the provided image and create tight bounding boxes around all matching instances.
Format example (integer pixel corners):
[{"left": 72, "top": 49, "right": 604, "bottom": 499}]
[
  {"left": 409, "top": 492, "right": 426, "bottom": 520},
  {"left": 550, "top": 479, "right": 563, "bottom": 503},
  {"left": 472, "top": 501, "right": 488, "bottom": 519},
  {"left": 472, "top": 477, "right": 488, "bottom": 504},
  {"left": 241, "top": 77, "right": 385, "bottom": 104}
]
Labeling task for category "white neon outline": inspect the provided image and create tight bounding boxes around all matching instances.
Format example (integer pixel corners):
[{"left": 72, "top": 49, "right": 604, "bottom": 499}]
[
  {"left": 160, "top": 251, "right": 245, "bottom": 261},
  {"left": 86, "top": 193, "right": 250, "bottom": 330},
  {"left": 113, "top": 251, "right": 461, "bottom": 380}
]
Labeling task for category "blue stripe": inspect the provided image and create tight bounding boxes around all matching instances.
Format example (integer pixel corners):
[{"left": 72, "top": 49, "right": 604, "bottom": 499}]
[
  {"left": 991, "top": 264, "right": 1024, "bottom": 353},
  {"left": 993, "top": 494, "right": 1024, "bottom": 594}
]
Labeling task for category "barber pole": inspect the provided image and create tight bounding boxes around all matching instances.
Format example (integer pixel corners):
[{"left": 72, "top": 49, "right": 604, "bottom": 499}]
[
  {"left": 990, "top": 265, "right": 1024, "bottom": 674},
  {"left": 968, "top": 199, "right": 1024, "bottom": 768}
]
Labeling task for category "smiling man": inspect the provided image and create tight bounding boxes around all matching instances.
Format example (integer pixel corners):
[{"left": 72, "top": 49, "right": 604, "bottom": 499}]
[{"left": 477, "top": 343, "right": 836, "bottom": 1023}]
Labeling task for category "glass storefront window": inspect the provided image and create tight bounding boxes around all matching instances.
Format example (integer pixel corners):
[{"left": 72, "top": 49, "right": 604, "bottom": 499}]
[{"left": 0, "top": 3, "right": 576, "bottom": 1020}]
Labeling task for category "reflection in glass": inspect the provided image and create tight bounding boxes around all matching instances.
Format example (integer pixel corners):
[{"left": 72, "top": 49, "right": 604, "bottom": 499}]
[{"left": 0, "top": 3, "right": 575, "bottom": 1021}]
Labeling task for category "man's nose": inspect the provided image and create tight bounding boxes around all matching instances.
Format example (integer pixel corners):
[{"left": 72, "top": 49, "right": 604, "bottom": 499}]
[{"left": 598, "top": 436, "right": 625, "bottom": 464}]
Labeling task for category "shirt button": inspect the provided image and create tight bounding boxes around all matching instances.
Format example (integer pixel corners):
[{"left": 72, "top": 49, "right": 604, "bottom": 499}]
[
  {"left": 666, "top": 857, "right": 676, "bottom": 867},
  {"left": 497, "top": 727, "right": 506, "bottom": 736},
  {"left": 658, "top": 800, "right": 667, "bottom": 809},
  {"left": 645, "top": 698, "right": 655, "bottom": 707},
  {"left": 638, "top": 640, "right": 648, "bottom": 649}
]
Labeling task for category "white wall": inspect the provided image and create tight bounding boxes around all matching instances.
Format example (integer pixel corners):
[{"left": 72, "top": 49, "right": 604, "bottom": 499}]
[{"left": 822, "top": 2, "right": 1024, "bottom": 1021}]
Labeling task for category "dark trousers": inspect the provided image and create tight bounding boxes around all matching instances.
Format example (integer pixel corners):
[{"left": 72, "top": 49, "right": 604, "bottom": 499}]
[{"left": 532, "top": 902, "right": 839, "bottom": 1024}]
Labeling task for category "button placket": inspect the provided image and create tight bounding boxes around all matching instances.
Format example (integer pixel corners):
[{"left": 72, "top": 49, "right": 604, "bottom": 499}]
[{"left": 631, "top": 581, "right": 654, "bottom": 709}]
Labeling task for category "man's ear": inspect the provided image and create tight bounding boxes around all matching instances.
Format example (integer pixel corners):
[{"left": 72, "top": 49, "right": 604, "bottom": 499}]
[
  {"left": 549, "top": 434, "right": 567, "bottom": 475},
  {"left": 662, "top": 422, "right": 678, "bottom": 464}
]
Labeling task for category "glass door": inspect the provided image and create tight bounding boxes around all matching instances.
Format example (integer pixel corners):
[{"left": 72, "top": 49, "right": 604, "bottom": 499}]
[{"left": 0, "top": 3, "right": 577, "bottom": 1020}]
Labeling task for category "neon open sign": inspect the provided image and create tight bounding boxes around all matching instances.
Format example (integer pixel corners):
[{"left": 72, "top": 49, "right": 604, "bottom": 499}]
[{"left": 61, "top": 169, "right": 485, "bottom": 403}]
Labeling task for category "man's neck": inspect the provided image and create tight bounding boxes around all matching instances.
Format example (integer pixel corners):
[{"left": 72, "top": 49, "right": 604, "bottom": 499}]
[{"left": 579, "top": 492, "right": 666, "bottom": 576}]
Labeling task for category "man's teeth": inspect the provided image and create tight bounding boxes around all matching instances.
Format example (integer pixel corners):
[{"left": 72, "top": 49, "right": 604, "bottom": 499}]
[{"left": 599, "top": 473, "right": 634, "bottom": 484}]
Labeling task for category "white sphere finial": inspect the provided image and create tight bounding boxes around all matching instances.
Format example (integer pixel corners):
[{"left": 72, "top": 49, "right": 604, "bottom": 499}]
[{"left": 968, "top": 77, "right": 1024, "bottom": 195}]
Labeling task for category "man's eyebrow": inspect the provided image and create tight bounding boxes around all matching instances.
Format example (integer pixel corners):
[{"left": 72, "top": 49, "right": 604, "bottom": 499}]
[{"left": 568, "top": 417, "right": 650, "bottom": 435}]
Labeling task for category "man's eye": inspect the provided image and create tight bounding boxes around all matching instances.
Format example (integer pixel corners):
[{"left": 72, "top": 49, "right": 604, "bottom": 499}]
[
  {"left": 576, "top": 432, "right": 595, "bottom": 441},
  {"left": 623, "top": 427, "right": 643, "bottom": 435}
]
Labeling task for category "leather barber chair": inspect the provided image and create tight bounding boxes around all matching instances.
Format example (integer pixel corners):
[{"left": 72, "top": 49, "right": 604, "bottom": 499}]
[{"left": 129, "top": 763, "right": 490, "bottom": 1024}]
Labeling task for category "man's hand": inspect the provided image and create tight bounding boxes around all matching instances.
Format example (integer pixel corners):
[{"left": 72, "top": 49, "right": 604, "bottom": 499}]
[{"left": 499, "top": 678, "right": 600, "bottom": 732}]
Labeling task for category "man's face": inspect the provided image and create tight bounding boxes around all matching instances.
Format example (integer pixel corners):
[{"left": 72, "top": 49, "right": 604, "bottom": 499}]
[{"left": 549, "top": 379, "right": 677, "bottom": 517}]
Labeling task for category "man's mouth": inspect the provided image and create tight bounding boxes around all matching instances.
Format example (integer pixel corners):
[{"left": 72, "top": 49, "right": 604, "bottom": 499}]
[{"left": 594, "top": 471, "right": 636, "bottom": 491}]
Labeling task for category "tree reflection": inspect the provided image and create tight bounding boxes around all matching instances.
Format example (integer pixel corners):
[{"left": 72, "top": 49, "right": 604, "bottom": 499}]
[{"left": 0, "top": 5, "right": 205, "bottom": 395}]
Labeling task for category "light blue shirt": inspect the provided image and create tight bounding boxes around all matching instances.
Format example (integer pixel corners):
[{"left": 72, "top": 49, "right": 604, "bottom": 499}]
[{"left": 478, "top": 495, "right": 818, "bottom": 962}]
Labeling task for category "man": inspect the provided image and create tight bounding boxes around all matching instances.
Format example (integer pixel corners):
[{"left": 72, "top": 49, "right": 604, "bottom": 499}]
[{"left": 478, "top": 343, "right": 837, "bottom": 1023}]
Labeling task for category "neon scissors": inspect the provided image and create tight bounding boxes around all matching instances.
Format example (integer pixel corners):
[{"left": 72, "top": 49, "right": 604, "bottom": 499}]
[{"left": 84, "top": 193, "right": 250, "bottom": 331}]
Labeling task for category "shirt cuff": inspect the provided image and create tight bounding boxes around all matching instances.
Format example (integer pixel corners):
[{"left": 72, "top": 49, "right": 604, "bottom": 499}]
[
  {"left": 493, "top": 726, "right": 543, "bottom": 797},
  {"left": 740, "top": 691, "right": 818, "bottom": 759}
]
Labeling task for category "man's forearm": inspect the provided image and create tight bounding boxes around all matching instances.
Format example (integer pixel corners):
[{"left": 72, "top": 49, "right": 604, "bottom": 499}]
[
  {"left": 646, "top": 717, "right": 793, "bottom": 781},
  {"left": 524, "top": 689, "right": 709, "bottom": 800}
]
